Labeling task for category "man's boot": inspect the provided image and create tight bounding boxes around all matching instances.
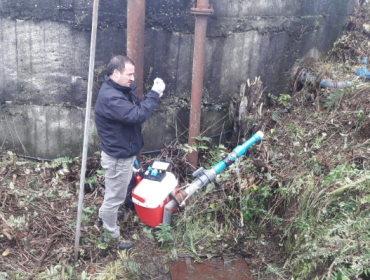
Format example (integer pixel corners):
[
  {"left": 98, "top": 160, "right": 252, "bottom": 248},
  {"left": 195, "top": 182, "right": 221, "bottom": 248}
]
[
  {"left": 95, "top": 208, "right": 125, "bottom": 227},
  {"left": 100, "top": 235, "right": 134, "bottom": 250}
]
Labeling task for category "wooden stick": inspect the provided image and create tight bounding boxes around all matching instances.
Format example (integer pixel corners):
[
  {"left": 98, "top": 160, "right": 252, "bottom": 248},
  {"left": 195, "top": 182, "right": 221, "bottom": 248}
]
[{"left": 38, "top": 239, "right": 54, "bottom": 267}]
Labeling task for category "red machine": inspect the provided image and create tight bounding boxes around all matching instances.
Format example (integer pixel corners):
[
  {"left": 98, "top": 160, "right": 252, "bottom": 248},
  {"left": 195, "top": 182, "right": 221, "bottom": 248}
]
[{"left": 132, "top": 160, "right": 178, "bottom": 227}]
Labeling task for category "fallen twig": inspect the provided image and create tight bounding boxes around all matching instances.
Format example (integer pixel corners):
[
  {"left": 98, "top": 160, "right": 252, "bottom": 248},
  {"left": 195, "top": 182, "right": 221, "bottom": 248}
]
[{"left": 38, "top": 239, "right": 54, "bottom": 267}]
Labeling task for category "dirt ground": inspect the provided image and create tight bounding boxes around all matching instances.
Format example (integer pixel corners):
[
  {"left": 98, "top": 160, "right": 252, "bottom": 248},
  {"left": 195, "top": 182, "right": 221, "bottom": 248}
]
[{"left": 0, "top": 149, "right": 287, "bottom": 279}]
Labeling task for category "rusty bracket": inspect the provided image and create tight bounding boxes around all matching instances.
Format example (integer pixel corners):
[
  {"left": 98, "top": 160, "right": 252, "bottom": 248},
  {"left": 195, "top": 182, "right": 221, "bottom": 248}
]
[
  {"left": 169, "top": 190, "right": 188, "bottom": 210},
  {"left": 190, "top": 4, "right": 214, "bottom": 16}
]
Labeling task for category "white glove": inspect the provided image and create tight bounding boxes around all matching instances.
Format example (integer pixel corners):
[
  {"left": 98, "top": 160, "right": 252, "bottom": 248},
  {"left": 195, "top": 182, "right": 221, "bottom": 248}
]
[{"left": 151, "top": 78, "right": 165, "bottom": 97}]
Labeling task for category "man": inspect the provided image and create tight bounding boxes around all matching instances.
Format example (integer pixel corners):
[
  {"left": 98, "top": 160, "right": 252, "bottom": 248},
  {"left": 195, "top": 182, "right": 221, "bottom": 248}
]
[{"left": 94, "top": 55, "right": 165, "bottom": 249}]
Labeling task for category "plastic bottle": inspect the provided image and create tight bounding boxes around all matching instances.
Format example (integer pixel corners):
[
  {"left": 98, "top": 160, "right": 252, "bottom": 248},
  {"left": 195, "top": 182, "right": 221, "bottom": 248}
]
[{"left": 319, "top": 79, "right": 352, "bottom": 89}]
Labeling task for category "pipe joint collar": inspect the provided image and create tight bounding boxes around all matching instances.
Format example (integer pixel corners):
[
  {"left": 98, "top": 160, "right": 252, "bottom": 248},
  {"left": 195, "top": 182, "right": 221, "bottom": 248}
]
[
  {"left": 191, "top": 4, "right": 214, "bottom": 15},
  {"left": 171, "top": 190, "right": 187, "bottom": 207},
  {"left": 222, "top": 151, "right": 238, "bottom": 167}
]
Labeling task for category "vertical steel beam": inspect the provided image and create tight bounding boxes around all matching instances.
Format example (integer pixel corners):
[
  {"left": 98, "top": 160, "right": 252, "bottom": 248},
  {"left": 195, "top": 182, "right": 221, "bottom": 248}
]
[
  {"left": 188, "top": 0, "right": 214, "bottom": 168},
  {"left": 127, "top": 0, "right": 146, "bottom": 98}
]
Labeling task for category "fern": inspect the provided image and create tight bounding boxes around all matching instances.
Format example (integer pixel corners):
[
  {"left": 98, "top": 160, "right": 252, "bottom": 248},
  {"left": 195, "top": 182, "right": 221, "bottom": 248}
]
[
  {"left": 50, "top": 157, "right": 73, "bottom": 168},
  {"left": 325, "top": 88, "right": 351, "bottom": 111},
  {"left": 120, "top": 250, "right": 141, "bottom": 276},
  {"left": 98, "top": 250, "right": 140, "bottom": 279},
  {"left": 6, "top": 214, "right": 28, "bottom": 231},
  {"left": 272, "top": 112, "right": 282, "bottom": 124}
]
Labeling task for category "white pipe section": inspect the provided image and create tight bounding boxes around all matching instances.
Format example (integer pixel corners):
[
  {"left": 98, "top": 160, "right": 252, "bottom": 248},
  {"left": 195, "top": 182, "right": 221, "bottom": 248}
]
[{"left": 255, "top": 131, "right": 264, "bottom": 139}]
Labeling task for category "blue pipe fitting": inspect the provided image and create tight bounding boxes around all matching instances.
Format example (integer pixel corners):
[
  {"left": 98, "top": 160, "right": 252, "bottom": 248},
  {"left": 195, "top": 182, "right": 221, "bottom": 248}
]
[
  {"left": 212, "top": 132, "right": 264, "bottom": 174},
  {"left": 212, "top": 161, "right": 226, "bottom": 174},
  {"left": 234, "top": 132, "right": 263, "bottom": 157},
  {"left": 222, "top": 151, "right": 237, "bottom": 166}
]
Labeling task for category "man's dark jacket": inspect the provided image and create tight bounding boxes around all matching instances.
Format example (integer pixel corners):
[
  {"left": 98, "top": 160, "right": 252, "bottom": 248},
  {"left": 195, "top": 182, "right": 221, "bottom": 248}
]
[{"left": 95, "top": 75, "right": 159, "bottom": 158}]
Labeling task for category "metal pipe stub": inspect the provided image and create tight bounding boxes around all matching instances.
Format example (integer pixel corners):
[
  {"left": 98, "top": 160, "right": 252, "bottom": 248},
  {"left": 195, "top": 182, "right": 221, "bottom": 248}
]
[{"left": 188, "top": 0, "right": 214, "bottom": 168}]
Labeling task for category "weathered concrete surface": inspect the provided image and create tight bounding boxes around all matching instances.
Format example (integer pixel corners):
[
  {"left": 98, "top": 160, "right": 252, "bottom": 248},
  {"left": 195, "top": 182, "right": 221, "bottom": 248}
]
[
  {"left": 0, "top": 104, "right": 96, "bottom": 158},
  {"left": 0, "top": 0, "right": 357, "bottom": 157},
  {"left": 0, "top": 103, "right": 227, "bottom": 158},
  {"left": 0, "top": 18, "right": 89, "bottom": 106}
]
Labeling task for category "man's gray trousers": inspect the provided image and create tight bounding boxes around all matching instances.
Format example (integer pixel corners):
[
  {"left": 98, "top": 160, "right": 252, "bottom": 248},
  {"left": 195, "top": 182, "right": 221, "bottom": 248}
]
[{"left": 99, "top": 151, "right": 135, "bottom": 238}]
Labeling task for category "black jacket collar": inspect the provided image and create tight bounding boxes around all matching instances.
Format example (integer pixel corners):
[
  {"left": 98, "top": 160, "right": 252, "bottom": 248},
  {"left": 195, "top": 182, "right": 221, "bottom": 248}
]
[{"left": 104, "top": 74, "right": 137, "bottom": 94}]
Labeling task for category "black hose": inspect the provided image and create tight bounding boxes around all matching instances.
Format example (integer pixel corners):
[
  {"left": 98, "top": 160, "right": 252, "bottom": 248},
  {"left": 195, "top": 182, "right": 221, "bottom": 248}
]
[
  {"left": 141, "top": 130, "right": 232, "bottom": 155},
  {"left": 15, "top": 154, "right": 53, "bottom": 162}
]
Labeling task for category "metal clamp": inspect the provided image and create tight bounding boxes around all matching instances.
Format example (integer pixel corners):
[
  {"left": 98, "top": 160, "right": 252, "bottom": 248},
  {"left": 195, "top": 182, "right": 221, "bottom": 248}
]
[
  {"left": 190, "top": 4, "right": 214, "bottom": 16},
  {"left": 169, "top": 190, "right": 187, "bottom": 210}
]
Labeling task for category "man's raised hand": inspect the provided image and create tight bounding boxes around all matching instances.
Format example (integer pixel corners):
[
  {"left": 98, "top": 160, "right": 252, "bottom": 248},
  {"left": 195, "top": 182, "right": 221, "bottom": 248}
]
[{"left": 151, "top": 78, "right": 166, "bottom": 98}]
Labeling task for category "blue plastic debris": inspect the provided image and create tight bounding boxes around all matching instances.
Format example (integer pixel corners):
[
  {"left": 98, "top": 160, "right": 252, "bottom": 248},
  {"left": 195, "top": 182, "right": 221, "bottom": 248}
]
[{"left": 354, "top": 57, "right": 370, "bottom": 81}]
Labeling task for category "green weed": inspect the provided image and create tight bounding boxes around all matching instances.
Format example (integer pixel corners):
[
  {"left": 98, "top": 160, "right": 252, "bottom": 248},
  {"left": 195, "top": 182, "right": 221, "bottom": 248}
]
[
  {"left": 155, "top": 223, "right": 174, "bottom": 246},
  {"left": 278, "top": 94, "right": 291, "bottom": 106}
]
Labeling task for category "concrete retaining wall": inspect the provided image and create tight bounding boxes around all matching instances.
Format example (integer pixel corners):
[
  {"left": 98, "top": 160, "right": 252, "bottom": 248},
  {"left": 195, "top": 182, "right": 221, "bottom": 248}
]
[{"left": 0, "top": 0, "right": 357, "bottom": 158}]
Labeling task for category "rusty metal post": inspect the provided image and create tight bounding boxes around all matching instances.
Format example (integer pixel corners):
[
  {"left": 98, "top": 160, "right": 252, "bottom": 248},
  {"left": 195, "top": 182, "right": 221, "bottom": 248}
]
[
  {"left": 127, "top": 0, "right": 145, "bottom": 98},
  {"left": 127, "top": 0, "right": 145, "bottom": 163},
  {"left": 188, "top": 0, "right": 214, "bottom": 168}
]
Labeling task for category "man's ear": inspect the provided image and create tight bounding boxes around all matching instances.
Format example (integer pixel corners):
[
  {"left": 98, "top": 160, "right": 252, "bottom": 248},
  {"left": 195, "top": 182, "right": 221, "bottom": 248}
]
[{"left": 113, "top": 69, "right": 120, "bottom": 78}]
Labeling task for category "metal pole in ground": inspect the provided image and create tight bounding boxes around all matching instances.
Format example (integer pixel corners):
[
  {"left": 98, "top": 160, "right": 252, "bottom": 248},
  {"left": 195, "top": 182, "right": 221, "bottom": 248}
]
[
  {"left": 127, "top": 0, "right": 145, "bottom": 163},
  {"left": 127, "top": 0, "right": 145, "bottom": 99},
  {"left": 74, "top": 0, "right": 100, "bottom": 262},
  {"left": 188, "top": 0, "right": 214, "bottom": 169}
]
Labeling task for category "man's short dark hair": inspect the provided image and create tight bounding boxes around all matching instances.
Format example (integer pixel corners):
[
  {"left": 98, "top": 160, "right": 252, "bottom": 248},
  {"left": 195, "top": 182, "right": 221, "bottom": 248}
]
[{"left": 107, "top": 55, "right": 135, "bottom": 76}]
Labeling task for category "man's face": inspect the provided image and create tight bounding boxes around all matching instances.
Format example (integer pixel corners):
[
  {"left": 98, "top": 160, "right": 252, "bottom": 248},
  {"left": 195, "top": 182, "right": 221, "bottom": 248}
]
[{"left": 114, "top": 63, "right": 135, "bottom": 87}]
